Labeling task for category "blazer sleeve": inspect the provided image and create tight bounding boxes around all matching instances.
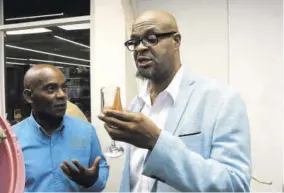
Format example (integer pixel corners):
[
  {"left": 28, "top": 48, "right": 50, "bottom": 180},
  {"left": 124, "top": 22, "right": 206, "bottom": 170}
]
[{"left": 142, "top": 92, "right": 251, "bottom": 192}]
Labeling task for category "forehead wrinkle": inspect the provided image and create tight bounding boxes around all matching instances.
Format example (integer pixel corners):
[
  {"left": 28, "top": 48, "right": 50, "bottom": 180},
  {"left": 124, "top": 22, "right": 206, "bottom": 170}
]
[
  {"left": 133, "top": 20, "right": 159, "bottom": 28},
  {"left": 132, "top": 21, "right": 159, "bottom": 34},
  {"left": 132, "top": 21, "right": 178, "bottom": 36}
]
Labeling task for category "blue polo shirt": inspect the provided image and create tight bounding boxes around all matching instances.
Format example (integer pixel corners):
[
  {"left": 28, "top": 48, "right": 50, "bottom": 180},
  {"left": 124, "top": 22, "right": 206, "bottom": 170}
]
[{"left": 13, "top": 114, "right": 109, "bottom": 192}]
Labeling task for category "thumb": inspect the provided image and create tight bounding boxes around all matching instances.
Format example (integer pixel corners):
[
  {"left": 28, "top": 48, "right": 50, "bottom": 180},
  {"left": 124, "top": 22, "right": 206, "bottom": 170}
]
[{"left": 91, "top": 156, "right": 101, "bottom": 170}]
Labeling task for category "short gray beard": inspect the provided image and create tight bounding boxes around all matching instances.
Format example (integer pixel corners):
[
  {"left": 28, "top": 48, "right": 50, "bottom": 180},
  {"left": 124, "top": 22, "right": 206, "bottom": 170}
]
[
  {"left": 135, "top": 68, "right": 154, "bottom": 81},
  {"left": 136, "top": 69, "right": 169, "bottom": 84},
  {"left": 136, "top": 71, "right": 147, "bottom": 81}
]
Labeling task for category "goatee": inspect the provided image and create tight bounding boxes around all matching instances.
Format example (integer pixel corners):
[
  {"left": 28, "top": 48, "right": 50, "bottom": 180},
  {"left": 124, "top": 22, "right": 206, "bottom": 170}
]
[
  {"left": 136, "top": 71, "right": 147, "bottom": 81},
  {"left": 135, "top": 68, "right": 154, "bottom": 81}
]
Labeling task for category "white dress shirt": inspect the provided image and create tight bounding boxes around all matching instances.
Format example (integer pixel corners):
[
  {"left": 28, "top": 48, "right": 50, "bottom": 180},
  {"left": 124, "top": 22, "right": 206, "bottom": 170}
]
[{"left": 130, "top": 66, "right": 184, "bottom": 192}]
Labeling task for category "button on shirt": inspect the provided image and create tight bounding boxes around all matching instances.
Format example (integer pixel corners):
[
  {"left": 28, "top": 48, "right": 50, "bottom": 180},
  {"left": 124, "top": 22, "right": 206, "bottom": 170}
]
[
  {"left": 130, "top": 66, "right": 184, "bottom": 192},
  {"left": 13, "top": 114, "right": 109, "bottom": 192}
]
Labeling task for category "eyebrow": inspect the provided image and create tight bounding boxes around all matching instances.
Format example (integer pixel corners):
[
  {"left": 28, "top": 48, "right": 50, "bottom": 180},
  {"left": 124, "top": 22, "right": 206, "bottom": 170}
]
[
  {"left": 43, "top": 80, "right": 67, "bottom": 88},
  {"left": 43, "top": 82, "right": 58, "bottom": 87}
]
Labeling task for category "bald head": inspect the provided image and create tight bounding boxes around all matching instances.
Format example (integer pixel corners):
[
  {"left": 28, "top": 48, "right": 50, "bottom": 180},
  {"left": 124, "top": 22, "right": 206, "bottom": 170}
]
[
  {"left": 24, "top": 64, "right": 64, "bottom": 90},
  {"left": 133, "top": 10, "right": 179, "bottom": 33}
]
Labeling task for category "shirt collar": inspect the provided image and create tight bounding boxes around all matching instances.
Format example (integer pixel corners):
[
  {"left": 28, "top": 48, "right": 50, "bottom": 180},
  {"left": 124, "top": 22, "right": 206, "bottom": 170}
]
[
  {"left": 28, "top": 112, "right": 65, "bottom": 138},
  {"left": 137, "top": 65, "right": 184, "bottom": 106},
  {"left": 137, "top": 82, "right": 151, "bottom": 107},
  {"left": 164, "top": 65, "right": 184, "bottom": 104}
]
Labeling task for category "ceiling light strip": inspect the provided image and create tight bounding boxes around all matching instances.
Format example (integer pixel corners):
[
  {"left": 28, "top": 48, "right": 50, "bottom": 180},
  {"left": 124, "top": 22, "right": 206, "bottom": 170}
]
[
  {"left": 29, "top": 58, "right": 90, "bottom": 68},
  {"left": 58, "top": 23, "right": 90, "bottom": 30},
  {"left": 6, "top": 57, "right": 90, "bottom": 68},
  {"left": 0, "top": 16, "right": 90, "bottom": 31},
  {"left": 6, "top": 61, "right": 28, "bottom": 65},
  {"left": 5, "top": 44, "right": 90, "bottom": 62},
  {"left": 54, "top": 35, "right": 90, "bottom": 49},
  {"left": 6, "top": 57, "right": 27, "bottom": 61},
  {"left": 6, "top": 28, "right": 51, "bottom": 35}
]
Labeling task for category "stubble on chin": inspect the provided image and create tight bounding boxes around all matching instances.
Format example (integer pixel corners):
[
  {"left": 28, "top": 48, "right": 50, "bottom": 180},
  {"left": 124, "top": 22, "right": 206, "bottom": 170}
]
[{"left": 135, "top": 68, "right": 154, "bottom": 81}]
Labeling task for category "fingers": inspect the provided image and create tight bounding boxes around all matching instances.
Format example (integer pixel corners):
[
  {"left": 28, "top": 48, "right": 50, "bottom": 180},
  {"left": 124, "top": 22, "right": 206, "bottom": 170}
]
[
  {"left": 101, "top": 109, "right": 136, "bottom": 122},
  {"left": 91, "top": 157, "right": 101, "bottom": 170},
  {"left": 60, "top": 164, "right": 70, "bottom": 176},
  {"left": 99, "top": 114, "right": 129, "bottom": 129},
  {"left": 102, "top": 106, "right": 114, "bottom": 111},
  {"left": 72, "top": 159, "right": 86, "bottom": 173},
  {"left": 104, "top": 124, "right": 126, "bottom": 141},
  {"left": 63, "top": 160, "right": 79, "bottom": 174}
]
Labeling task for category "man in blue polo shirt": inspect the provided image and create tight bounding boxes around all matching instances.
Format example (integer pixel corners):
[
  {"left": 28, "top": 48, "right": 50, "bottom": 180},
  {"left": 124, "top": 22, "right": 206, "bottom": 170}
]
[{"left": 13, "top": 64, "right": 109, "bottom": 192}]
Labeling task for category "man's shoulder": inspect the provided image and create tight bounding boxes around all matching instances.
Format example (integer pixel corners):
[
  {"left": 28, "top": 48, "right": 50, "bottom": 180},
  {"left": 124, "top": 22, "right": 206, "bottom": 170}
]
[
  {"left": 12, "top": 118, "right": 30, "bottom": 132},
  {"left": 12, "top": 118, "right": 32, "bottom": 141},
  {"left": 63, "top": 115, "right": 95, "bottom": 132},
  {"left": 187, "top": 74, "right": 246, "bottom": 110},
  {"left": 189, "top": 74, "right": 238, "bottom": 98}
]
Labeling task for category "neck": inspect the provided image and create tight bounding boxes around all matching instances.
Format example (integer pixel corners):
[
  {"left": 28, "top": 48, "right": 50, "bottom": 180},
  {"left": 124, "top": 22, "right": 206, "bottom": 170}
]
[
  {"left": 32, "top": 111, "right": 63, "bottom": 135},
  {"left": 150, "top": 65, "right": 181, "bottom": 104}
]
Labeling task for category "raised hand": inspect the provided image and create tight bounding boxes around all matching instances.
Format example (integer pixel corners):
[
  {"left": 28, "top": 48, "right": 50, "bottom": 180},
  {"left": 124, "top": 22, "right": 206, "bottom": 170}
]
[
  {"left": 60, "top": 156, "right": 101, "bottom": 188},
  {"left": 98, "top": 109, "right": 161, "bottom": 150}
]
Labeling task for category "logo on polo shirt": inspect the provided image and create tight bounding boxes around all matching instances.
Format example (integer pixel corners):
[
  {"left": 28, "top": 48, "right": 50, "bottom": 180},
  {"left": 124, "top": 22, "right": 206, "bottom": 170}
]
[{"left": 69, "top": 137, "right": 88, "bottom": 148}]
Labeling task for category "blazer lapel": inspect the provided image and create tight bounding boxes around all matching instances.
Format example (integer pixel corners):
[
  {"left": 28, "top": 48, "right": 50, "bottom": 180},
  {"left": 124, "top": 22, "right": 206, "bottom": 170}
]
[{"left": 164, "top": 75, "right": 196, "bottom": 135}]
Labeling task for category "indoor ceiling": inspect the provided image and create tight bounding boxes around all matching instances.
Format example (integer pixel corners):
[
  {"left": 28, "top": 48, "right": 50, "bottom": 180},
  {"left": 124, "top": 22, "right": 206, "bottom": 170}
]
[
  {"left": 5, "top": 27, "right": 90, "bottom": 67},
  {"left": 3, "top": 0, "right": 90, "bottom": 24},
  {"left": 3, "top": 0, "right": 90, "bottom": 68}
]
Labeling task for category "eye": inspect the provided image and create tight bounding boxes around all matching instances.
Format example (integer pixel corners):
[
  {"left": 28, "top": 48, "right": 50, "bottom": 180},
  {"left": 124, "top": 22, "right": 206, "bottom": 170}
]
[
  {"left": 62, "top": 85, "right": 68, "bottom": 92},
  {"left": 45, "top": 84, "right": 57, "bottom": 93},
  {"left": 125, "top": 39, "right": 140, "bottom": 51},
  {"left": 46, "top": 86, "right": 55, "bottom": 93},
  {"left": 145, "top": 34, "right": 157, "bottom": 44},
  {"left": 128, "top": 39, "right": 139, "bottom": 46}
]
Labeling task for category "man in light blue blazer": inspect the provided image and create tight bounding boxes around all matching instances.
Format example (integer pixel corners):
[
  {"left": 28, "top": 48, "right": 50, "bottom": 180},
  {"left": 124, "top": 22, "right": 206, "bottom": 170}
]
[{"left": 99, "top": 10, "right": 251, "bottom": 192}]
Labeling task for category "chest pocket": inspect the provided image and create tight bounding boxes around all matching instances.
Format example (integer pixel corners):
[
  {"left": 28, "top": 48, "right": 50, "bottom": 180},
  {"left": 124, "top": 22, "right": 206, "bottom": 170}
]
[{"left": 178, "top": 132, "right": 204, "bottom": 156}]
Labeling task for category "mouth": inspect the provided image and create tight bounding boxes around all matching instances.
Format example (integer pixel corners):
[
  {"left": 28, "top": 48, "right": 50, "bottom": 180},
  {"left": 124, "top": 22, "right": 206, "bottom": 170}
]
[
  {"left": 54, "top": 103, "right": 66, "bottom": 110},
  {"left": 136, "top": 56, "right": 153, "bottom": 68}
]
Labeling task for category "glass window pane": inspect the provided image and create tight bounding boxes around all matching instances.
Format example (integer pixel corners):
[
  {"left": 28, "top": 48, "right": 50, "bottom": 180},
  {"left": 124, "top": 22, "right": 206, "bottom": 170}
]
[
  {"left": 4, "top": 23, "right": 91, "bottom": 124},
  {"left": 3, "top": 0, "right": 90, "bottom": 24}
]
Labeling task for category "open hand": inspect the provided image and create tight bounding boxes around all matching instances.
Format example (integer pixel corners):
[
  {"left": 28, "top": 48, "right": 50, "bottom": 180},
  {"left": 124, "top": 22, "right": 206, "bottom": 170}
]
[{"left": 60, "top": 157, "right": 101, "bottom": 188}]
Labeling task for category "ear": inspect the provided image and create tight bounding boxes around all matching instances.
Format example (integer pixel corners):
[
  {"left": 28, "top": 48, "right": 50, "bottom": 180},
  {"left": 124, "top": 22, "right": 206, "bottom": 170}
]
[
  {"left": 173, "top": 33, "right": 181, "bottom": 50},
  {"left": 23, "top": 89, "right": 33, "bottom": 104}
]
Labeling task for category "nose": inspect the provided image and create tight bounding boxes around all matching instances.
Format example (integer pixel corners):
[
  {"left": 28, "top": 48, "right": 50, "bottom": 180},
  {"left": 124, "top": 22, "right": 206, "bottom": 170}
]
[
  {"left": 56, "top": 88, "right": 66, "bottom": 99},
  {"left": 135, "top": 40, "right": 148, "bottom": 52}
]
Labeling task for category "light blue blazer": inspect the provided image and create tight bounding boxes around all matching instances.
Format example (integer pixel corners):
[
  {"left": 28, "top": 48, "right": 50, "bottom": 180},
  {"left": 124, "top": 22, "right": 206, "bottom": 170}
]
[{"left": 120, "top": 74, "right": 251, "bottom": 192}]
